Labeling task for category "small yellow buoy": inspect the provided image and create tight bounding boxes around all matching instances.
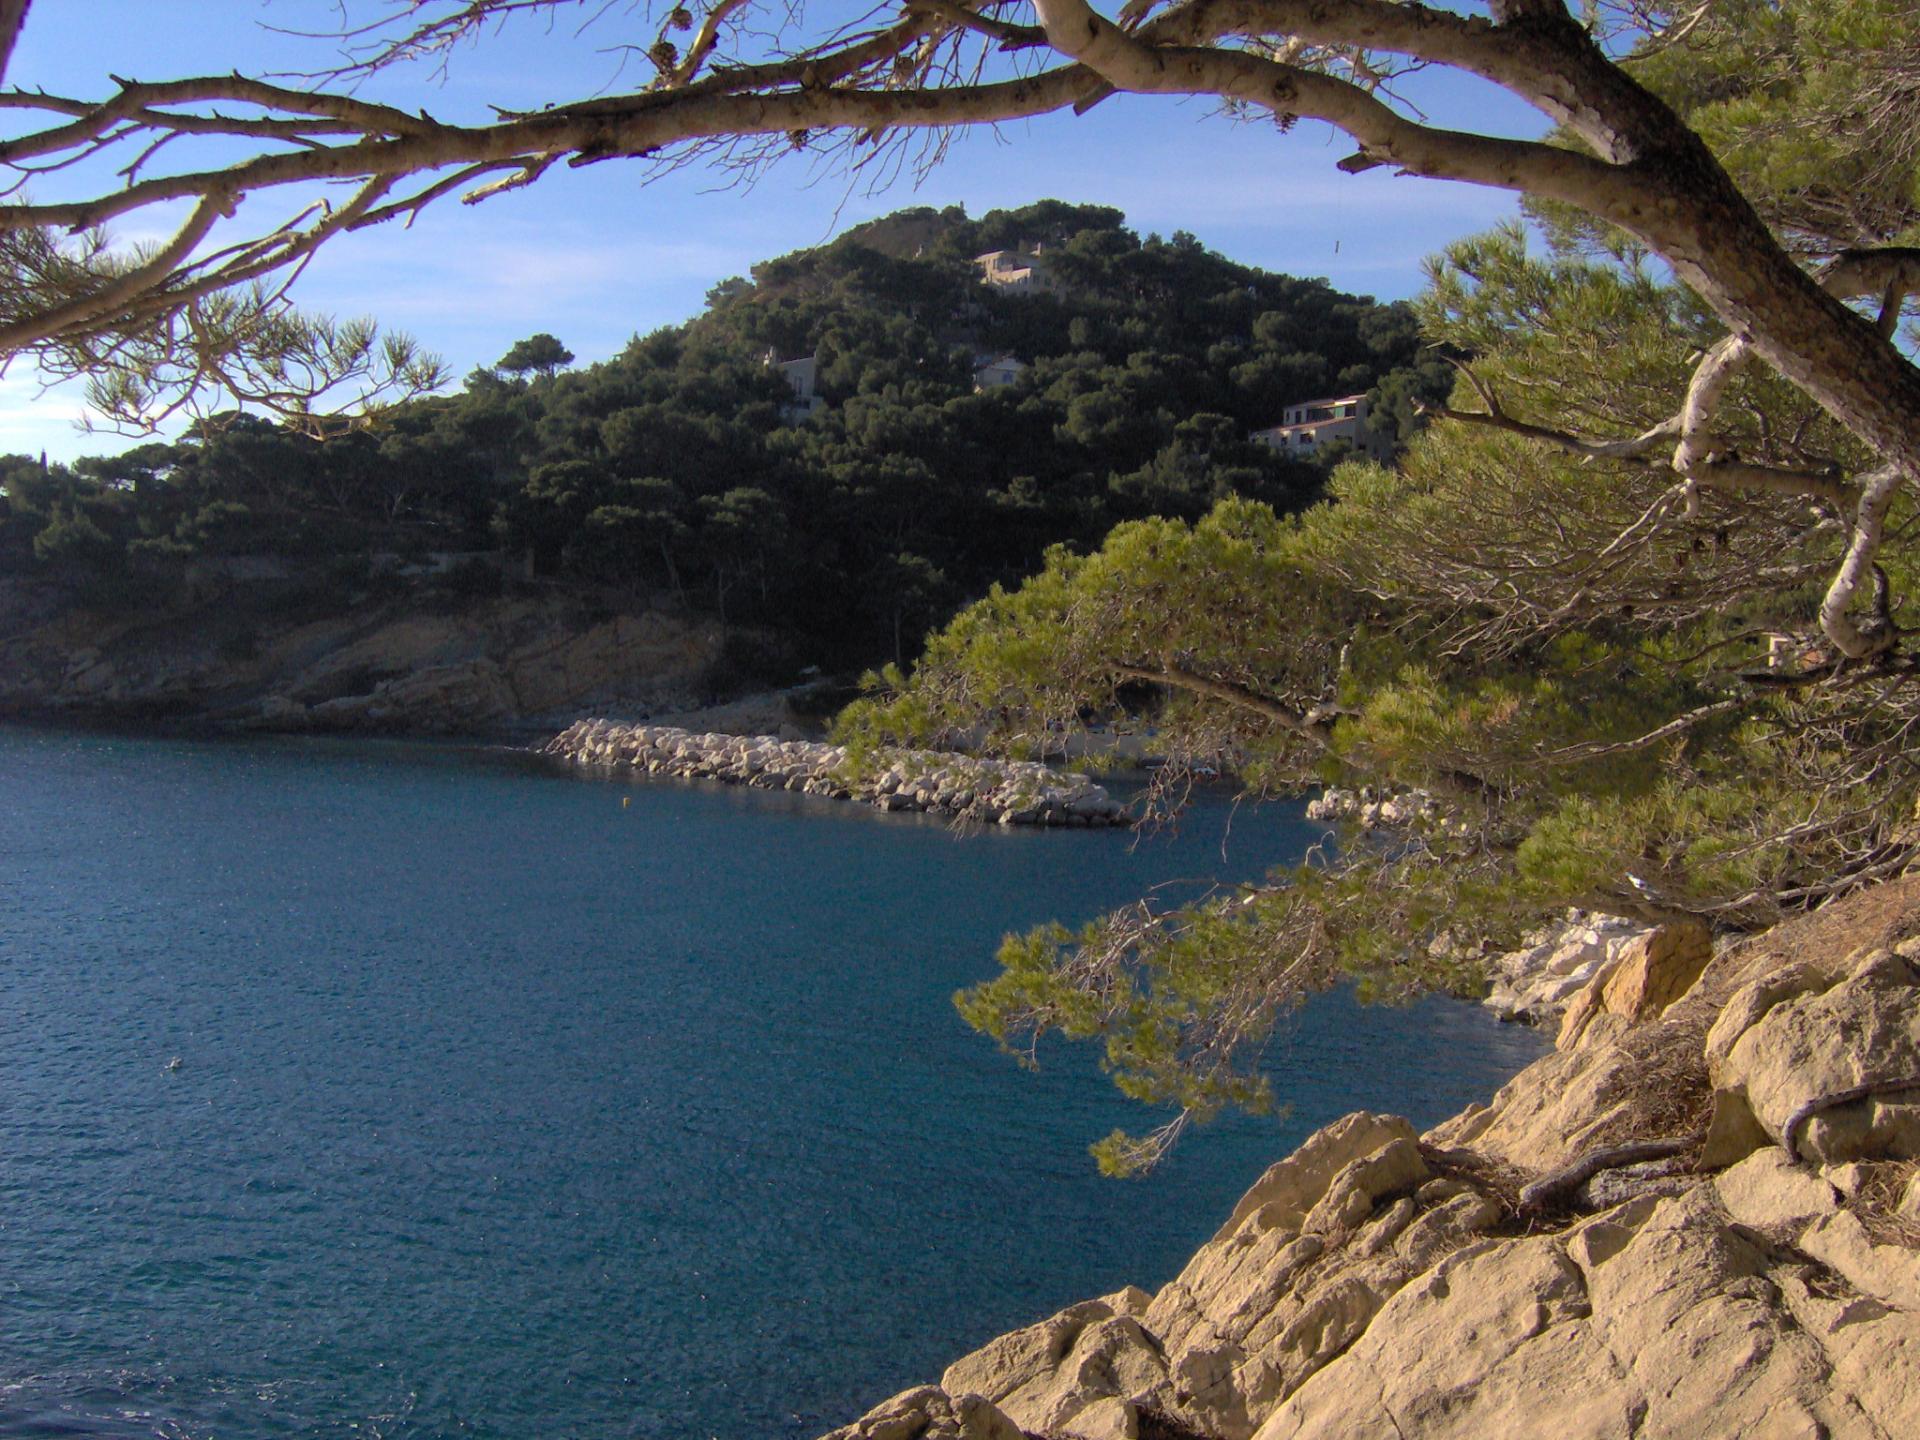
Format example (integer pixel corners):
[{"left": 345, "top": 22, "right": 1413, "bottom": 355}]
[{"left": 622, "top": 795, "right": 630, "bottom": 808}]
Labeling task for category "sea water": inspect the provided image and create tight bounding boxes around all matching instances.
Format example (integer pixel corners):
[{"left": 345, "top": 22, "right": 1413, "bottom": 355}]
[{"left": 0, "top": 726, "right": 1545, "bottom": 1438}]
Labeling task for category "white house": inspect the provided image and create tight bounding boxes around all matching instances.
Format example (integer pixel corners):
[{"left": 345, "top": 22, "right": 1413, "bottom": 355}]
[
  {"left": 765, "top": 350, "right": 824, "bottom": 421},
  {"left": 973, "top": 247, "right": 1058, "bottom": 296},
  {"left": 1250, "top": 392, "right": 1392, "bottom": 461},
  {"left": 973, "top": 353, "right": 1028, "bottom": 390}
]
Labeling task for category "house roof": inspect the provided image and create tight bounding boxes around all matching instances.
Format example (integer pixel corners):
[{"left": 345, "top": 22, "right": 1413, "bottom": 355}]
[{"left": 1259, "top": 415, "right": 1362, "bottom": 435}]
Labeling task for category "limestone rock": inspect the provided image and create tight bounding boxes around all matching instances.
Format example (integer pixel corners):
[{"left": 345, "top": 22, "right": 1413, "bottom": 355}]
[
  {"left": 1799, "top": 1209, "right": 1920, "bottom": 1311},
  {"left": 1300, "top": 1137, "right": 1427, "bottom": 1236},
  {"left": 1303, "top": 786, "right": 1435, "bottom": 829},
  {"left": 939, "top": 1297, "right": 1170, "bottom": 1438},
  {"left": 1559, "top": 919, "right": 1714, "bottom": 1050},
  {"left": 1134, "top": 1115, "right": 1472, "bottom": 1440},
  {"left": 1262, "top": 1186, "right": 1920, "bottom": 1439},
  {"left": 1770, "top": 1268, "right": 1920, "bottom": 1439},
  {"left": 1392, "top": 1190, "right": 1503, "bottom": 1272},
  {"left": 1484, "top": 909, "right": 1652, "bottom": 1025},
  {"left": 1802, "top": 1094, "right": 1920, "bottom": 1166},
  {"left": 275, "top": 605, "right": 723, "bottom": 733},
  {"left": 1207, "top": 1113, "right": 1417, "bottom": 1243},
  {"left": 1702, "top": 962, "right": 1833, "bottom": 1070},
  {"left": 1699, "top": 1086, "right": 1772, "bottom": 1169},
  {"left": 1712, "top": 1149, "right": 1839, "bottom": 1230},
  {"left": 1554, "top": 980, "right": 1616, "bottom": 1052},
  {"left": 1102, "top": 1285, "right": 1154, "bottom": 1319},
  {"left": 1258, "top": 1233, "right": 1625, "bottom": 1440},
  {"left": 1600, "top": 919, "right": 1714, "bottom": 1021},
  {"left": 1713, "top": 945, "right": 1920, "bottom": 1163},
  {"left": 820, "top": 1385, "right": 1025, "bottom": 1440},
  {"left": 818, "top": 879, "right": 1920, "bottom": 1440},
  {"left": 1423, "top": 1036, "right": 1663, "bottom": 1176},
  {"left": 1059, "top": 1395, "right": 1134, "bottom": 1440}
]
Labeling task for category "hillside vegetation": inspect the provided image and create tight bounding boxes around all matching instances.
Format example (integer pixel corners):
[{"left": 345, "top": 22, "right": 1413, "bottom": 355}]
[{"left": 0, "top": 201, "right": 1446, "bottom": 674}]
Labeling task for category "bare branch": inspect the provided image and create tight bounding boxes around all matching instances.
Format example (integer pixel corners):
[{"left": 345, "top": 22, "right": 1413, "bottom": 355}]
[
  {"left": 1113, "top": 662, "right": 1337, "bottom": 741},
  {"left": 1783, "top": 1075, "right": 1920, "bottom": 1164},
  {"left": 912, "top": 0, "right": 1048, "bottom": 50},
  {"left": 1822, "top": 246, "right": 1920, "bottom": 307},
  {"left": 1537, "top": 698, "right": 1744, "bottom": 763},
  {"left": 657, "top": 0, "right": 755, "bottom": 88},
  {"left": 0, "top": 187, "right": 229, "bottom": 351},
  {"left": 1424, "top": 366, "right": 1682, "bottom": 461},
  {"left": 1429, "top": 360, "right": 1856, "bottom": 509},
  {"left": 1821, "top": 465, "right": 1910, "bottom": 659}
]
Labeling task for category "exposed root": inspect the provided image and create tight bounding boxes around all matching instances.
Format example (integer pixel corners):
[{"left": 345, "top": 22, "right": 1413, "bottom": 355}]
[
  {"left": 1518, "top": 1135, "right": 1704, "bottom": 1214},
  {"left": 1781, "top": 1074, "right": 1920, "bottom": 1163}
]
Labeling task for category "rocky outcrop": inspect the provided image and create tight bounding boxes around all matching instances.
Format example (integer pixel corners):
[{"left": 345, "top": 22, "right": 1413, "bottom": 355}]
[
  {"left": 1708, "top": 942, "right": 1920, "bottom": 1167},
  {"left": 1303, "top": 807, "right": 1704, "bottom": 1036},
  {"left": 824, "top": 1386, "right": 1027, "bottom": 1440},
  {"left": 1481, "top": 909, "right": 1658, "bottom": 1025},
  {"left": 542, "top": 719, "right": 1128, "bottom": 827},
  {"left": 1555, "top": 919, "right": 1715, "bottom": 1051},
  {"left": 1306, "top": 807, "right": 1709, "bottom": 1035},
  {"left": 823, "top": 877, "right": 1920, "bottom": 1440},
  {"left": 0, "top": 577, "right": 728, "bottom": 735}
]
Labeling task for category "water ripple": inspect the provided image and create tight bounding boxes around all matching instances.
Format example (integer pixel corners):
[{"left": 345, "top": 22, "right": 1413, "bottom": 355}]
[{"left": 0, "top": 726, "right": 1545, "bottom": 1439}]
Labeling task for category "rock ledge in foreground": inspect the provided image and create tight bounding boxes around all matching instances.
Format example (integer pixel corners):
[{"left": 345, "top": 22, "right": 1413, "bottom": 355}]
[{"left": 823, "top": 876, "right": 1920, "bottom": 1440}]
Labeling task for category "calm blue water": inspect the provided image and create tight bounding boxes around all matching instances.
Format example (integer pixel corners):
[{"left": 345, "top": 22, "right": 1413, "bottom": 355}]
[{"left": 0, "top": 726, "right": 1545, "bottom": 1440}]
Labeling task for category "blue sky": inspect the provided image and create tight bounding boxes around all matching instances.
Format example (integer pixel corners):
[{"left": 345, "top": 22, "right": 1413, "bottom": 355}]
[{"left": 2, "top": 1, "right": 1543, "bottom": 461}]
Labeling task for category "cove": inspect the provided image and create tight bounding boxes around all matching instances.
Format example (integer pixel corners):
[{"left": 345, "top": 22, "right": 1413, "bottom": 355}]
[{"left": 0, "top": 725, "right": 1546, "bottom": 1439}]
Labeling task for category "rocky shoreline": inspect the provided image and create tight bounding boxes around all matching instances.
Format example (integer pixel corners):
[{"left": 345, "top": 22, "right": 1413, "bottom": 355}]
[
  {"left": 1306, "top": 787, "right": 1676, "bottom": 1032},
  {"left": 0, "top": 578, "right": 738, "bottom": 738},
  {"left": 822, "top": 877, "right": 1920, "bottom": 1440},
  {"left": 1481, "top": 909, "right": 1660, "bottom": 1025},
  {"left": 541, "top": 718, "right": 1129, "bottom": 827}
]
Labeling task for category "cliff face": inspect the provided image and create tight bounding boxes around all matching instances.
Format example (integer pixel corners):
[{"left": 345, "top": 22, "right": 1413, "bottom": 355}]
[
  {"left": 828, "top": 878, "right": 1920, "bottom": 1440},
  {"left": 0, "top": 576, "right": 726, "bottom": 736}
]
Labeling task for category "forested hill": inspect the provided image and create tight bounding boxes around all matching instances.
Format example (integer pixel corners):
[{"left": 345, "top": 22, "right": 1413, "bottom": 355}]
[{"left": 1, "top": 200, "right": 1449, "bottom": 676}]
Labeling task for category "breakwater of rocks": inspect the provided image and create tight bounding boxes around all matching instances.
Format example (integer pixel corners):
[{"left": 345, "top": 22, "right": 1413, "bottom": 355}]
[{"left": 541, "top": 719, "right": 1129, "bottom": 827}]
